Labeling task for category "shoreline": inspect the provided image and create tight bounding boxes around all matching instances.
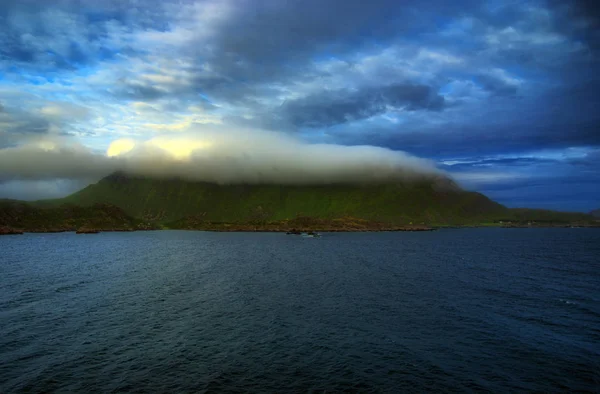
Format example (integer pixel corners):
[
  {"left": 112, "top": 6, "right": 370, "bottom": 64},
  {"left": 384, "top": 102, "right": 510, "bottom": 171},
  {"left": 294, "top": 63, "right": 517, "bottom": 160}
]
[{"left": 2, "top": 224, "right": 600, "bottom": 235}]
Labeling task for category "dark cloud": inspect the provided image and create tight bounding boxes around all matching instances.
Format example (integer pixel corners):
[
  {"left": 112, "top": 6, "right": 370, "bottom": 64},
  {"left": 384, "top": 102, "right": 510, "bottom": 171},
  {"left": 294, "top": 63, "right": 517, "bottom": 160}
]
[
  {"left": 280, "top": 84, "right": 445, "bottom": 128},
  {"left": 438, "top": 148, "right": 600, "bottom": 212},
  {"left": 0, "top": 97, "right": 92, "bottom": 150},
  {"left": 0, "top": 108, "right": 50, "bottom": 136},
  {"left": 117, "top": 81, "right": 169, "bottom": 101},
  {"left": 206, "top": 0, "right": 480, "bottom": 79},
  {"left": 0, "top": 0, "right": 171, "bottom": 70},
  {"left": 337, "top": 117, "right": 600, "bottom": 160},
  {"left": 0, "top": 0, "right": 599, "bottom": 209},
  {"left": 568, "top": 149, "right": 600, "bottom": 167},
  {"left": 440, "top": 157, "right": 561, "bottom": 171},
  {"left": 547, "top": 0, "right": 600, "bottom": 50},
  {"left": 569, "top": 0, "right": 600, "bottom": 26},
  {"left": 475, "top": 74, "right": 519, "bottom": 96},
  {"left": 329, "top": 75, "right": 600, "bottom": 159}
]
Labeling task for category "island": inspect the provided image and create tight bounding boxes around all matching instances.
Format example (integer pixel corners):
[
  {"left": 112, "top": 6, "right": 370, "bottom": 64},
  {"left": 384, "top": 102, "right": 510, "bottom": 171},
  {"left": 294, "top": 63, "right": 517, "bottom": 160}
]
[{"left": 1, "top": 172, "right": 598, "bottom": 234}]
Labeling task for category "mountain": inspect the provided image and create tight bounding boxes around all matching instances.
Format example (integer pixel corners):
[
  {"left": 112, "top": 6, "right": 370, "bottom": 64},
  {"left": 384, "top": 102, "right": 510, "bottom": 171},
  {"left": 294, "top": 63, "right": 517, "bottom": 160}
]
[
  {"left": 44, "top": 172, "right": 508, "bottom": 226},
  {"left": 590, "top": 209, "right": 600, "bottom": 218},
  {"left": 3, "top": 172, "right": 596, "bottom": 232}
]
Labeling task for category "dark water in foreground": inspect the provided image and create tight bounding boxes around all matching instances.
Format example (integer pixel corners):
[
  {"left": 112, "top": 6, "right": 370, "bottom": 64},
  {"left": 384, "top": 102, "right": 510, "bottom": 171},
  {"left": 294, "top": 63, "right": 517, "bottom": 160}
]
[{"left": 1, "top": 229, "right": 599, "bottom": 393}]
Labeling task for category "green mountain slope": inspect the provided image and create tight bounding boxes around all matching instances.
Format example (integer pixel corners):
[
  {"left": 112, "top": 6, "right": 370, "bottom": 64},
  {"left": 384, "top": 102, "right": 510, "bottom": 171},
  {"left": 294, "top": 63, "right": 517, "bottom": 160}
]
[
  {"left": 46, "top": 172, "right": 508, "bottom": 225},
  {"left": 0, "top": 200, "right": 142, "bottom": 232}
]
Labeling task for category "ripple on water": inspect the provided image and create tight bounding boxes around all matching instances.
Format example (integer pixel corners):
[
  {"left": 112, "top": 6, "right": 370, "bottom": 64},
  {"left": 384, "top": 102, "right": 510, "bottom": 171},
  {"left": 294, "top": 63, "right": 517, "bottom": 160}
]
[{"left": 1, "top": 229, "right": 599, "bottom": 392}]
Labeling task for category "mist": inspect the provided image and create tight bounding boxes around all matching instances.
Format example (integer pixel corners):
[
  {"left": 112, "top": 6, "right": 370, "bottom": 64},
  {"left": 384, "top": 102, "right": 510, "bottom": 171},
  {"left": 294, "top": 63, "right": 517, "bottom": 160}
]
[{"left": 0, "top": 127, "right": 443, "bottom": 185}]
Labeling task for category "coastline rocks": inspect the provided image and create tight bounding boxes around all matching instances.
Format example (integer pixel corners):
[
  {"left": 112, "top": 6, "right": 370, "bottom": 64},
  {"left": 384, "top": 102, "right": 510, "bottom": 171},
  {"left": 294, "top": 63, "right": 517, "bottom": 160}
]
[
  {"left": 399, "top": 225, "right": 436, "bottom": 232},
  {"left": 29, "top": 228, "right": 70, "bottom": 233},
  {"left": 76, "top": 227, "right": 100, "bottom": 234},
  {"left": 0, "top": 226, "right": 24, "bottom": 235}
]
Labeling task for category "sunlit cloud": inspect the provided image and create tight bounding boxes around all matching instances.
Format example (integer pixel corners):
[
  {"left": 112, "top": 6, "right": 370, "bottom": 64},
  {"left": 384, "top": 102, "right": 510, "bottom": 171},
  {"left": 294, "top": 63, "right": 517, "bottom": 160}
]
[
  {"left": 106, "top": 139, "right": 136, "bottom": 157},
  {"left": 1, "top": 127, "right": 442, "bottom": 184},
  {"left": 146, "top": 137, "right": 213, "bottom": 160}
]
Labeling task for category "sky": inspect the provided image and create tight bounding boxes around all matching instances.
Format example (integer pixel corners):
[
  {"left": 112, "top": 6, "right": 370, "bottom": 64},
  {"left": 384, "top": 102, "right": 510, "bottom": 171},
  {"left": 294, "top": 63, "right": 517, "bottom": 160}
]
[{"left": 0, "top": 0, "right": 598, "bottom": 211}]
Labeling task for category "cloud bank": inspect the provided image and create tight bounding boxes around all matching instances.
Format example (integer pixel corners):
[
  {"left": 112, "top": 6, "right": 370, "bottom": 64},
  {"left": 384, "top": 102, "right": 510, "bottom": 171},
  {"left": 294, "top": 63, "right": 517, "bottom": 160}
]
[
  {"left": 0, "top": 128, "right": 441, "bottom": 185},
  {"left": 0, "top": 0, "right": 598, "bottom": 209}
]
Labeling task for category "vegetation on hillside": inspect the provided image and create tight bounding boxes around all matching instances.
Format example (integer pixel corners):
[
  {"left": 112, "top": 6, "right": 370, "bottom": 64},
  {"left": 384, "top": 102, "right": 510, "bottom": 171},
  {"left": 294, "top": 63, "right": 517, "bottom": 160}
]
[
  {"left": 2, "top": 172, "right": 594, "bottom": 233},
  {"left": 46, "top": 172, "right": 509, "bottom": 226},
  {"left": 0, "top": 200, "right": 154, "bottom": 233}
]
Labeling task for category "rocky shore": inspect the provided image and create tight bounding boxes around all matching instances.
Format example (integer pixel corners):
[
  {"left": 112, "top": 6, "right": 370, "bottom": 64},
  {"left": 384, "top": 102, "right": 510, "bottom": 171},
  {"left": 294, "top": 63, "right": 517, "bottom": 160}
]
[
  {"left": 0, "top": 226, "right": 24, "bottom": 235},
  {"left": 500, "top": 222, "right": 600, "bottom": 228},
  {"left": 76, "top": 227, "right": 100, "bottom": 234},
  {"left": 2, "top": 202, "right": 597, "bottom": 235},
  {"left": 169, "top": 216, "right": 437, "bottom": 232}
]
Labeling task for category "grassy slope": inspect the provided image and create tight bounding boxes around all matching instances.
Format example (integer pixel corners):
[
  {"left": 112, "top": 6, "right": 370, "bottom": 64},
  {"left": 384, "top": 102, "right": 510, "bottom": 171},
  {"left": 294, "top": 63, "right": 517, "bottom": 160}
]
[
  {"left": 0, "top": 200, "right": 142, "bottom": 231},
  {"left": 45, "top": 173, "right": 509, "bottom": 225}
]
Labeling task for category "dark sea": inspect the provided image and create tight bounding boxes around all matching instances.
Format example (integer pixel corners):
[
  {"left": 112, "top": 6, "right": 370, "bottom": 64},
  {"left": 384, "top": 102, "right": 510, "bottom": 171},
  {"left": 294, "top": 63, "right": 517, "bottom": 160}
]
[{"left": 1, "top": 229, "right": 599, "bottom": 393}]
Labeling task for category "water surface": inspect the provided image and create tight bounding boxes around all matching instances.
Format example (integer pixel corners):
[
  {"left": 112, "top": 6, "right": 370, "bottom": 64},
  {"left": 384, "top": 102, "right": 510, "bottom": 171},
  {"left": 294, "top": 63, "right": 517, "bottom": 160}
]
[{"left": 1, "top": 229, "right": 599, "bottom": 392}]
